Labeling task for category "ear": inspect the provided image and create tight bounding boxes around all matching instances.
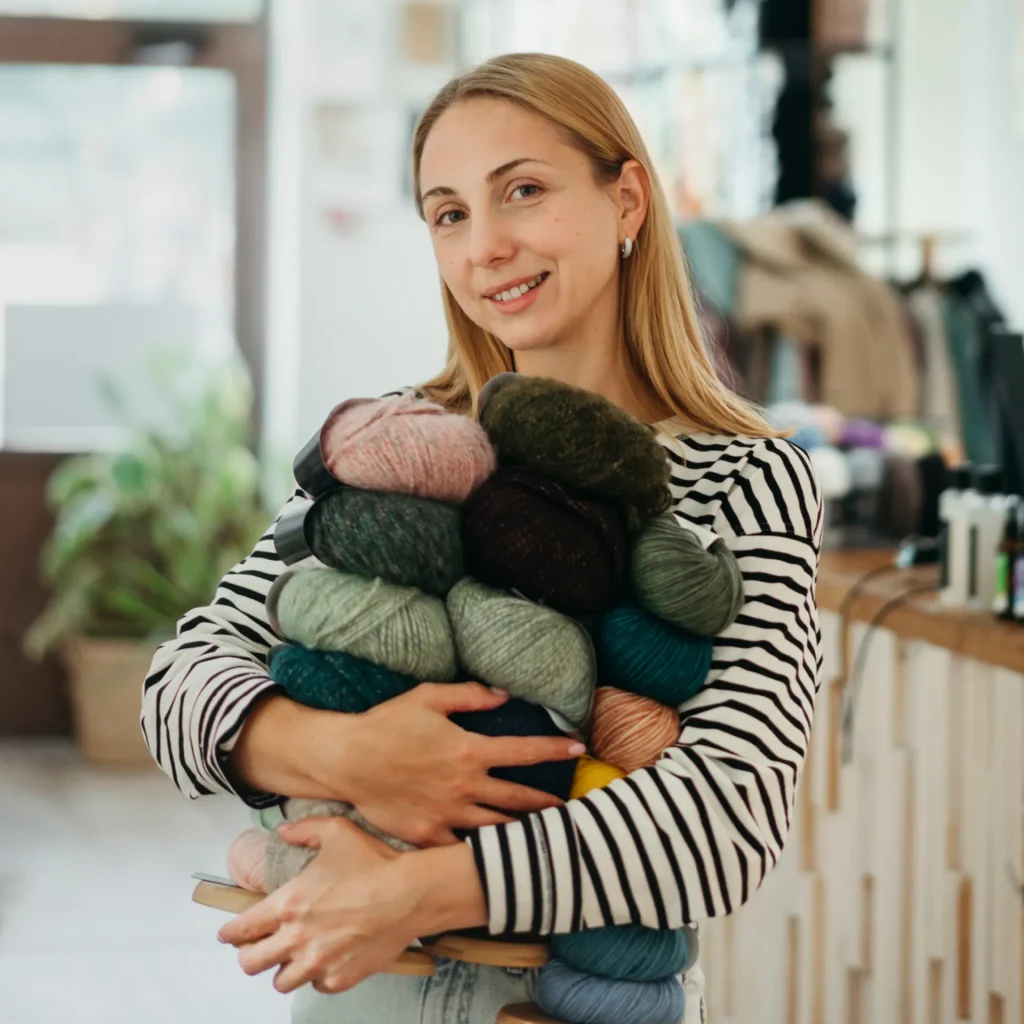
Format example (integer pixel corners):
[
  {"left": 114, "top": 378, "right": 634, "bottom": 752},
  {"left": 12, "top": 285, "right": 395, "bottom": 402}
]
[{"left": 612, "top": 159, "right": 650, "bottom": 242}]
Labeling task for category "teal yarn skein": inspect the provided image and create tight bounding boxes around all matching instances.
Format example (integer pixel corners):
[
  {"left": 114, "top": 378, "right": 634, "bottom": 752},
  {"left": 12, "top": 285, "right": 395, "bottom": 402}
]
[
  {"left": 268, "top": 644, "right": 417, "bottom": 713},
  {"left": 270, "top": 568, "right": 457, "bottom": 681},
  {"left": 631, "top": 513, "right": 744, "bottom": 636},
  {"left": 446, "top": 578, "right": 596, "bottom": 729},
  {"left": 598, "top": 602, "right": 712, "bottom": 706},
  {"left": 306, "top": 487, "right": 464, "bottom": 597},
  {"left": 549, "top": 924, "right": 693, "bottom": 982},
  {"left": 535, "top": 959, "right": 685, "bottom": 1024}
]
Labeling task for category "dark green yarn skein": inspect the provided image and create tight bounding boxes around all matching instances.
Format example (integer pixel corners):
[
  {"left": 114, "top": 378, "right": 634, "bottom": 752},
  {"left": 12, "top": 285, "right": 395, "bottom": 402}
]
[
  {"left": 631, "top": 513, "right": 744, "bottom": 636},
  {"left": 306, "top": 487, "right": 464, "bottom": 597},
  {"left": 550, "top": 924, "right": 694, "bottom": 982},
  {"left": 598, "top": 602, "right": 712, "bottom": 706},
  {"left": 268, "top": 644, "right": 417, "bottom": 713},
  {"left": 477, "top": 374, "right": 671, "bottom": 530}
]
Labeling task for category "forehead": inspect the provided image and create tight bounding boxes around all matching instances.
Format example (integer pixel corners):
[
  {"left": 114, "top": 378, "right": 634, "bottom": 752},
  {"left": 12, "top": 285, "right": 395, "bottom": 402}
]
[{"left": 419, "top": 97, "right": 580, "bottom": 188}]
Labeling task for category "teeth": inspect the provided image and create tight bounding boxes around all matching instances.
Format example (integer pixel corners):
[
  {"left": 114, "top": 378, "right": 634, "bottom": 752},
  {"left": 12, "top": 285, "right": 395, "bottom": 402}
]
[{"left": 493, "top": 274, "right": 546, "bottom": 302}]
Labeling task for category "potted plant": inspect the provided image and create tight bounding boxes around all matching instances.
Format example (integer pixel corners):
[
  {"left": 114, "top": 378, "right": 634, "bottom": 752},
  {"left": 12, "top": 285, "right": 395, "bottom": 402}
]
[{"left": 23, "top": 353, "right": 270, "bottom": 765}]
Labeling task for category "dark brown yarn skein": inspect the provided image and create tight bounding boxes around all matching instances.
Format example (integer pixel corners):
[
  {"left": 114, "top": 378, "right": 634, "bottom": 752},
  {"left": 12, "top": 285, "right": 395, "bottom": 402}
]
[
  {"left": 463, "top": 466, "right": 629, "bottom": 617},
  {"left": 477, "top": 374, "right": 672, "bottom": 530}
]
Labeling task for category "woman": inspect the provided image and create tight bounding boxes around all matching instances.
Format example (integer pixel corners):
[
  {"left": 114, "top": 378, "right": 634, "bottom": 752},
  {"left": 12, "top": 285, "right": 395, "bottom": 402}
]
[{"left": 142, "top": 53, "right": 822, "bottom": 1023}]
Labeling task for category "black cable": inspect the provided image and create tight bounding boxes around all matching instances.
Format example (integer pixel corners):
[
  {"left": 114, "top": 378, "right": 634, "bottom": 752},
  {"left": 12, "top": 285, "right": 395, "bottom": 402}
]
[
  {"left": 840, "top": 580, "right": 941, "bottom": 764},
  {"left": 838, "top": 561, "right": 905, "bottom": 620}
]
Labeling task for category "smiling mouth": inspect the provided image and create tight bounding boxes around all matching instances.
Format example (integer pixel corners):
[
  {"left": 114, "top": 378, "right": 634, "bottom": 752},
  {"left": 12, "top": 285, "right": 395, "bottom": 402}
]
[{"left": 486, "top": 272, "right": 549, "bottom": 303}]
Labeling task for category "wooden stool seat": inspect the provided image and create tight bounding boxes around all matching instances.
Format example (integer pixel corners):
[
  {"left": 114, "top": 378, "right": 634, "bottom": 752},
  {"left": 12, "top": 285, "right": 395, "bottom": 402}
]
[
  {"left": 496, "top": 1002, "right": 567, "bottom": 1024},
  {"left": 420, "top": 932, "right": 549, "bottom": 968}
]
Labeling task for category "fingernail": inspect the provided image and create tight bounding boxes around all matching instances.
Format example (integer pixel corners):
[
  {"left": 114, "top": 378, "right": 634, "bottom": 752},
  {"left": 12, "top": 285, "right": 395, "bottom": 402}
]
[
  {"left": 489, "top": 686, "right": 508, "bottom": 696},
  {"left": 568, "top": 742, "right": 586, "bottom": 755}
]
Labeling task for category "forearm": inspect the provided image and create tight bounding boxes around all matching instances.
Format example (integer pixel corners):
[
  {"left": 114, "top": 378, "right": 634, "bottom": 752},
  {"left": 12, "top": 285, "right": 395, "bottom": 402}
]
[
  {"left": 397, "top": 842, "right": 488, "bottom": 936},
  {"left": 229, "top": 693, "right": 352, "bottom": 801}
]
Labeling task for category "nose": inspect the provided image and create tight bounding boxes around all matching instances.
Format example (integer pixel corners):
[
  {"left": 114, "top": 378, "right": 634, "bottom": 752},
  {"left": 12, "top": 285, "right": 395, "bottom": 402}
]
[{"left": 467, "top": 207, "right": 515, "bottom": 268}]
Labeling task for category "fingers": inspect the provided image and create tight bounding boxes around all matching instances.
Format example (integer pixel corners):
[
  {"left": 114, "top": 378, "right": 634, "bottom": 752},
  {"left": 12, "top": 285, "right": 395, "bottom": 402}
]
[
  {"left": 474, "top": 779, "right": 564, "bottom": 814},
  {"left": 237, "top": 928, "right": 296, "bottom": 977},
  {"left": 218, "top": 891, "right": 291, "bottom": 947},
  {"left": 449, "top": 803, "right": 518, "bottom": 830},
  {"left": 414, "top": 681, "right": 508, "bottom": 715},
  {"left": 479, "top": 735, "right": 585, "bottom": 768}
]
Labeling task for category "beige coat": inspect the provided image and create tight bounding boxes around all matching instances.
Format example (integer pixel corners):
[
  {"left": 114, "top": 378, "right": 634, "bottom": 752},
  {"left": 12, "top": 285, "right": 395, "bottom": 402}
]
[{"left": 720, "top": 203, "right": 919, "bottom": 420}]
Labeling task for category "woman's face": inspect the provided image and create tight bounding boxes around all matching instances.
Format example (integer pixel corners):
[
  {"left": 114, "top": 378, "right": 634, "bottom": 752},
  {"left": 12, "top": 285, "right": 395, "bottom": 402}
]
[{"left": 418, "top": 98, "right": 643, "bottom": 355}]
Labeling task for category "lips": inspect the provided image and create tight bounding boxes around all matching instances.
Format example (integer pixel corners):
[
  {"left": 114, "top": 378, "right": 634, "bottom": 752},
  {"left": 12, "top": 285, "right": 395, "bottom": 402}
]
[{"left": 485, "top": 272, "right": 549, "bottom": 303}]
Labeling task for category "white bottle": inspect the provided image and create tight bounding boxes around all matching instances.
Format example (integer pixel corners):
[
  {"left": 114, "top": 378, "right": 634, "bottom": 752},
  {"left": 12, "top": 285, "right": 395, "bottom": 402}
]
[
  {"left": 940, "top": 464, "right": 973, "bottom": 607},
  {"left": 967, "top": 465, "right": 1006, "bottom": 611}
]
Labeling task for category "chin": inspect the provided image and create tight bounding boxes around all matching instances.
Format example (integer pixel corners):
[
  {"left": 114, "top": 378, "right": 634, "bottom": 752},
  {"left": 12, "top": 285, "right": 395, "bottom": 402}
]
[{"left": 488, "top": 318, "right": 564, "bottom": 354}]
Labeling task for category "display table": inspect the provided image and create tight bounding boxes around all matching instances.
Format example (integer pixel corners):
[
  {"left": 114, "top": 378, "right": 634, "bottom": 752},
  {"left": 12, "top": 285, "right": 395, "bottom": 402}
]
[{"left": 695, "top": 550, "right": 1024, "bottom": 1024}]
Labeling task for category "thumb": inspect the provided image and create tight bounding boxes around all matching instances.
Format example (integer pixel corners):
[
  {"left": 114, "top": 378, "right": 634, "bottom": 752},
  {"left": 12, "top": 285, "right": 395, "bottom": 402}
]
[
  {"left": 419, "top": 681, "right": 509, "bottom": 715},
  {"left": 276, "top": 815, "right": 342, "bottom": 850}
]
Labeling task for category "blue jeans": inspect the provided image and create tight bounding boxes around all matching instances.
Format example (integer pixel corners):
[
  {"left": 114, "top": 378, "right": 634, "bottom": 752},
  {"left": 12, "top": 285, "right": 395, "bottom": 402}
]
[{"left": 290, "top": 956, "right": 707, "bottom": 1024}]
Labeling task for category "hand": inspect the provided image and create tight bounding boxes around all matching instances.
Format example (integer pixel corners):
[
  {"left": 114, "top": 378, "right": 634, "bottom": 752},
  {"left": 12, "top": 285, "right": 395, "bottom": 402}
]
[
  {"left": 218, "top": 816, "right": 487, "bottom": 995},
  {"left": 331, "top": 682, "right": 584, "bottom": 847}
]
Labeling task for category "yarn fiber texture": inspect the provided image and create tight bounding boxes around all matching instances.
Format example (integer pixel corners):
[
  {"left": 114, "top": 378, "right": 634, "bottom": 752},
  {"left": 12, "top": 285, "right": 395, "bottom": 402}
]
[
  {"left": 477, "top": 374, "right": 671, "bottom": 529},
  {"left": 550, "top": 924, "right": 693, "bottom": 982},
  {"left": 268, "top": 644, "right": 417, "bottom": 713},
  {"left": 463, "top": 466, "right": 628, "bottom": 617},
  {"left": 631, "top": 513, "right": 744, "bottom": 636},
  {"left": 598, "top": 603, "right": 712, "bottom": 707},
  {"left": 449, "top": 697, "right": 578, "bottom": 802},
  {"left": 591, "top": 687, "right": 679, "bottom": 773},
  {"left": 226, "top": 828, "right": 269, "bottom": 892},
  {"left": 535, "top": 959, "right": 685, "bottom": 1024},
  {"left": 321, "top": 391, "right": 496, "bottom": 502},
  {"left": 306, "top": 487, "right": 463, "bottom": 597},
  {"left": 271, "top": 568, "right": 456, "bottom": 681},
  {"left": 571, "top": 754, "right": 626, "bottom": 799},
  {"left": 264, "top": 798, "right": 415, "bottom": 892},
  {"left": 447, "top": 578, "right": 596, "bottom": 728}
]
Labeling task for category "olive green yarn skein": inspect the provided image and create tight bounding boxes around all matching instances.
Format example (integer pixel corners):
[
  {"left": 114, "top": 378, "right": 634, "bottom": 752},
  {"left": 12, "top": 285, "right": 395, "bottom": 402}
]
[
  {"left": 477, "top": 375, "right": 671, "bottom": 530},
  {"left": 446, "top": 577, "right": 596, "bottom": 728},
  {"left": 306, "top": 487, "right": 464, "bottom": 597},
  {"left": 630, "top": 514, "right": 744, "bottom": 636},
  {"left": 272, "top": 568, "right": 457, "bottom": 681}
]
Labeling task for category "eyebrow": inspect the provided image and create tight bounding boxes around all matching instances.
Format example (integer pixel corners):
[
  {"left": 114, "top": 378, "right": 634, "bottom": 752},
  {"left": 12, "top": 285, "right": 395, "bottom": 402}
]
[{"left": 419, "top": 157, "right": 550, "bottom": 204}]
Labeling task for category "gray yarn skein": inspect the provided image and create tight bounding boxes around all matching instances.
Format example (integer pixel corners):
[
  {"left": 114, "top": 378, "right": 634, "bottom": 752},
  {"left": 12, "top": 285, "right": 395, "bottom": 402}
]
[{"left": 263, "top": 798, "right": 415, "bottom": 892}]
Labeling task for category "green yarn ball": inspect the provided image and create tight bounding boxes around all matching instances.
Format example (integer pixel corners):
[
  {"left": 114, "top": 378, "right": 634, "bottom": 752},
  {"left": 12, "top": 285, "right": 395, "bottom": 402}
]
[
  {"left": 269, "top": 568, "right": 457, "bottom": 681},
  {"left": 477, "top": 374, "right": 671, "bottom": 530},
  {"left": 268, "top": 644, "right": 417, "bottom": 713},
  {"left": 598, "top": 602, "right": 712, "bottom": 706},
  {"left": 630, "top": 514, "right": 744, "bottom": 636},
  {"left": 550, "top": 924, "right": 694, "bottom": 982},
  {"left": 446, "top": 578, "right": 596, "bottom": 728},
  {"left": 306, "top": 487, "right": 464, "bottom": 597}
]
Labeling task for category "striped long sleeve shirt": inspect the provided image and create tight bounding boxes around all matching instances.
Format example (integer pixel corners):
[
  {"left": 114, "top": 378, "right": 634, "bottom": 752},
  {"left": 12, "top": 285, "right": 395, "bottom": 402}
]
[{"left": 140, "top": 429, "right": 822, "bottom": 933}]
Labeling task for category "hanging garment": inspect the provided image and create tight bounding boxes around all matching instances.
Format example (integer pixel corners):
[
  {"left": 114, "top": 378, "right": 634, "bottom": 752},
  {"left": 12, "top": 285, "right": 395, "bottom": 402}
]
[
  {"left": 720, "top": 203, "right": 919, "bottom": 419},
  {"left": 906, "top": 286, "right": 963, "bottom": 451}
]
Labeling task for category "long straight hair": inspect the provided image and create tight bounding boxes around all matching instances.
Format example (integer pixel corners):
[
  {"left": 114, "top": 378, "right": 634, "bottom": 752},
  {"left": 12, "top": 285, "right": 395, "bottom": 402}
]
[{"left": 412, "top": 53, "right": 776, "bottom": 437}]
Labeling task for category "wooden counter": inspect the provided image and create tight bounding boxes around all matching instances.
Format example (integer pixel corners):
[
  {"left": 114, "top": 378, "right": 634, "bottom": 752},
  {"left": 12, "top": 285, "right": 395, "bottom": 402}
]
[{"left": 817, "top": 550, "right": 1024, "bottom": 676}]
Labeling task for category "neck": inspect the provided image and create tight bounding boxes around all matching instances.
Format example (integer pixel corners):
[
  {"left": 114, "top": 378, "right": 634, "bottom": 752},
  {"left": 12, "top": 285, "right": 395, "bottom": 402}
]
[{"left": 511, "top": 301, "right": 664, "bottom": 423}]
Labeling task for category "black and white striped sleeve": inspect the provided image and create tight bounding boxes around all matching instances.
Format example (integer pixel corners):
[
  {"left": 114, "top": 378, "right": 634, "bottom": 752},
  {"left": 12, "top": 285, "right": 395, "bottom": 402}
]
[
  {"left": 139, "top": 488, "right": 308, "bottom": 805},
  {"left": 465, "top": 436, "right": 823, "bottom": 934}
]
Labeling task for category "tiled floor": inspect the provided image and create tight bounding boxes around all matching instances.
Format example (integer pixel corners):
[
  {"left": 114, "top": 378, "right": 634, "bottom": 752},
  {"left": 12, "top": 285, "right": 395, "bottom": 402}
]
[{"left": 0, "top": 740, "right": 289, "bottom": 1024}]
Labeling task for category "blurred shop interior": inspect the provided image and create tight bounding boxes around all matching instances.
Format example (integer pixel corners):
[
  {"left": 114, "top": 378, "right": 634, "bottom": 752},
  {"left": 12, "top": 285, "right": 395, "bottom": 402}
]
[{"left": 0, "top": 1, "right": 1023, "bottom": 1023}]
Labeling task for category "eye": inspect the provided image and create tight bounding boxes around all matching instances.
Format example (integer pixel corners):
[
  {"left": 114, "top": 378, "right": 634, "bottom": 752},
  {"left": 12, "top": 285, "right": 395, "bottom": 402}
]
[
  {"left": 435, "top": 208, "right": 467, "bottom": 227},
  {"left": 508, "top": 183, "right": 543, "bottom": 201}
]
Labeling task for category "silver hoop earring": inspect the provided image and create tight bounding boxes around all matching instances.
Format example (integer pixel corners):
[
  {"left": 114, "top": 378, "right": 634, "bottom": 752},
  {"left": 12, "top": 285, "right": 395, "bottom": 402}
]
[{"left": 621, "top": 237, "right": 634, "bottom": 260}]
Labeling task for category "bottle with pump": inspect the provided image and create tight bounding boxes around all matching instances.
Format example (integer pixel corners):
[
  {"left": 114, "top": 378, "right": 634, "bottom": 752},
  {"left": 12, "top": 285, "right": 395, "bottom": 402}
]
[
  {"left": 966, "top": 465, "right": 1005, "bottom": 612},
  {"left": 993, "top": 497, "right": 1021, "bottom": 619},
  {"left": 940, "top": 464, "right": 975, "bottom": 607}
]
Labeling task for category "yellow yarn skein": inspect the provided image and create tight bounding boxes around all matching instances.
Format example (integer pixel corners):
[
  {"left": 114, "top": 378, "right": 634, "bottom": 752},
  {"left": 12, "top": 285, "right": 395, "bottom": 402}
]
[{"left": 570, "top": 754, "right": 627, "bottom": 799}]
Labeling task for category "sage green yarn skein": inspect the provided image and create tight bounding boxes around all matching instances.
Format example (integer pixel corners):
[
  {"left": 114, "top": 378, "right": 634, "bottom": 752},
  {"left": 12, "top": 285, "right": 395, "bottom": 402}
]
[
  {"left": 446, "top": 578, "right": 595, "bottom": 728},
  {"left": 631, "top": 514, "right": 745, "bottom": 636},
  {"left": 273, "top": 568, "right": 457, "bottom": 681},
  {"left": 307, "top": 487, "right": 464, "bottom": 597},
  {"left": 477, "top": 374, "right": 671, "bottom": 530}
]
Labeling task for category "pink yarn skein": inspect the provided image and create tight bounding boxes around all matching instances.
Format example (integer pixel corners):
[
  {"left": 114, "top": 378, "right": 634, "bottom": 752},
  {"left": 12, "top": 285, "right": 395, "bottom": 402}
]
[
  {"left": 226, "top": 828, "right": 269, "bottom": 892},
  {"left": 321, "top": 392, "right": 496, "bottom": 503}
]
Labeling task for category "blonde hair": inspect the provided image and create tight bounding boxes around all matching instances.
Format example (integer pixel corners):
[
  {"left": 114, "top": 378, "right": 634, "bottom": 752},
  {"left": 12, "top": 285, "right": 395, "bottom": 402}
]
[{"left": 413, "top": 52, "right": 777, "bottom": 437}]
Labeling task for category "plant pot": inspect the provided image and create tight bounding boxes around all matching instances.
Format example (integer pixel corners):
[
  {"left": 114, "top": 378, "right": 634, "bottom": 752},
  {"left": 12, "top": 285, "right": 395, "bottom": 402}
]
[{"left": 62, "top": 635, "right": 160, "bottom": 766}]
